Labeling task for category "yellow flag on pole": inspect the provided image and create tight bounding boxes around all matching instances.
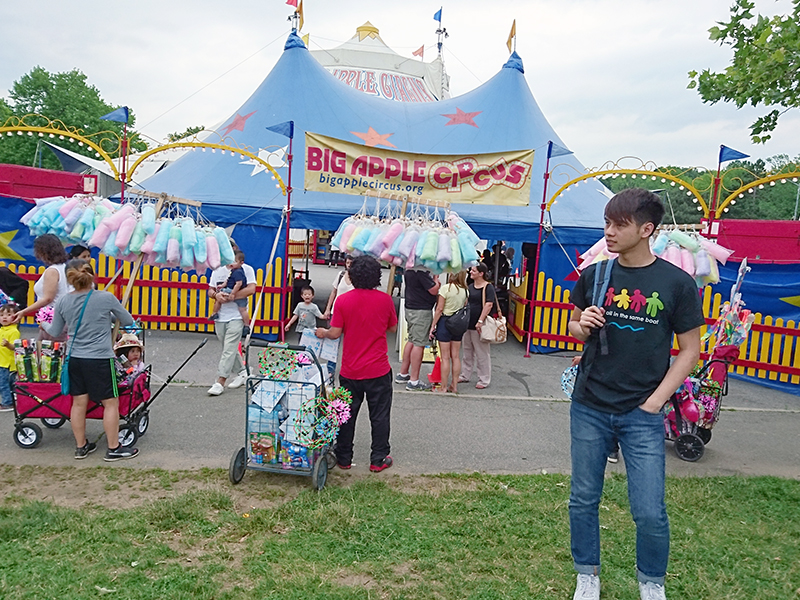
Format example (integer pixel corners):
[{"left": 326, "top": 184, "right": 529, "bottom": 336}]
[
  {"left": 506, "top": 19, "right": 516, "bottom": 53},
  {"left": 297, "top": 0, "right": 304, "bottom": 31},
  {"left": 302, "top": 33, "right": 310, "bottom": 46}
]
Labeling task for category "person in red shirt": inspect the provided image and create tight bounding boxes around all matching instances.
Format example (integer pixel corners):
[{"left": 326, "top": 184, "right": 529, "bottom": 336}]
[{"left": 316, "top": 255, "right": 398, "bottom": 472}]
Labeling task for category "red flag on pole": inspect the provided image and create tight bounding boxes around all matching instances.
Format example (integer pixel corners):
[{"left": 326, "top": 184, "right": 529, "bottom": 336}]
[
  {"left": 286, "top": 0, "right": 298, "bottom": 6},
  {"left": 412, "top": 45, "right": 424, "bottom": 59}
]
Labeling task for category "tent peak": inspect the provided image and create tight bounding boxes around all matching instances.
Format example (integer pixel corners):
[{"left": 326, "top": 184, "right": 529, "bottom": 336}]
[
  {"left": 503, "top": 51, "right": 524, "bottom": 74},
  {"left": 355, "top": 22, "right": 381, "bottom": 41},
  {"left": 285, "top": 31, "right": 307, "bottom": 51}
]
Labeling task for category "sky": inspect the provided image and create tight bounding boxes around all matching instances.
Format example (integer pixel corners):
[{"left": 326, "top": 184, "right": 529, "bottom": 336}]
[{"left": 2, "top": 0, "right": 798, "bottom": 171}]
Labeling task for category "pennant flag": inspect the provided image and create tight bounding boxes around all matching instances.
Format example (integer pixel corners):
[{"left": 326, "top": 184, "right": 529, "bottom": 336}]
[
  {"left": 506, "top": 20, "right": 516, "bottom": 53},
  {"left": 297, "top": 0, "right": 304, "bottom": 31},
  {"left": 412, "top": 45, "right": 424, "bottom": 59},
  {"left": 100, "top": 106, "right": 129, "bottom": 124},
  {"left": 285, "top": 0, "right": 298, "bottom": 6},
  {"left": 719, "top": 145, "right": 750, "bottom": 164},
  {"left": 433, "top": 8, "right": 442, "bottom": 22},
  {"left": 302, "top": 33, "right": 310, "bottom": 46},
  {"left": 548, "top": 141, "right": 573, "bottom": 159},
  {"left": 266, "top": 121, "right": 294, "bottom": 140}
]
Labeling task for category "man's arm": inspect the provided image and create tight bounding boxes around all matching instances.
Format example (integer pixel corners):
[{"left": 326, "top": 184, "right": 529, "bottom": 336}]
[
  {"left": 316, "top": 326, "right": 343, "bottom": 339},
  {"left": 427, "top": 274, "right": 441, "bottom": 296},
  {"left": 568, "top": 306, "right": 606, "bottom": 342},
  {"left": 232, "top": 282, "right": 256, "bottom": 300},
  {"left": 639, "top": 327, "right": 702, "bottom": 414}
]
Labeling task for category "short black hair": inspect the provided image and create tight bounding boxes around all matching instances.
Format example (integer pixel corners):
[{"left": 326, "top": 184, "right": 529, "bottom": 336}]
[
  {"left": 605, "top": 188, "right": 664, "bottom": 232},
  {"left": 348, "top": 255, "right": 382, "bottom": 290},
  {"left": 234, "top": 250, "right": 245, "bottom": 262},
  {"left": 300, "top": 285, "right": 315, "bottom": 295},
  {"left": 0, "top": 302, "right": 18, "bottom": 314},
  {"left": 69, "top": 244, "right": 90, "bottom": 258}
]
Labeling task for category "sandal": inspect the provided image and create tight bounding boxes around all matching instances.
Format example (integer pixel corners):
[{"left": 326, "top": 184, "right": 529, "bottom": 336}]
[
  {"left": 457, "top": 377, "right": 470, "bottom": 383},
  {"left": 475, "top": 382, "right": 489, "bottom": 389}
]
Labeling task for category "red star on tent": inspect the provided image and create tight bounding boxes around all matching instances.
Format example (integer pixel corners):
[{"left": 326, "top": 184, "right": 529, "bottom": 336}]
[
  {"left": 563, "top": 250, "right": 583, "bottom": 282},
  {"left": 441, "top": 107, "right": 482, "bottom": 128},
  {"left": 221, "top": 111, "right": 256, "bottom": 136},
  {"left": 351, "top": 126, "right": 396, "bottom": 148}
]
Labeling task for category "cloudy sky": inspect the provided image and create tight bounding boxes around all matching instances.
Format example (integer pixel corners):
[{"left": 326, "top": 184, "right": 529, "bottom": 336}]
[{"left": 2, "top": 0, "right": 798, "bottom": 170}]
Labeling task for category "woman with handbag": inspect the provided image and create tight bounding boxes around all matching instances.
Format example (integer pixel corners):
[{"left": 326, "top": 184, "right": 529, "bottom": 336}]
[
  {"left": 43, "top": 259, "right": 138, "bottom": 461},
  {"left": 458, "top": 263, "right": 498, "bottom": 389},
  {"left": 429, "top": 270, "right": 469, "bottom": 393}
]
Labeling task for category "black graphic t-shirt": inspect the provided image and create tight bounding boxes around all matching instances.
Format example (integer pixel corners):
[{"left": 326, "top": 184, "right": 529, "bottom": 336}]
[{"left": 571, "top": 257, "right": 705, "bottom": 414}]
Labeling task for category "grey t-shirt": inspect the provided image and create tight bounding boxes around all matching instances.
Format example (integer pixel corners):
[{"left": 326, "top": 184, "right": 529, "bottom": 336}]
[
  {"left": 293, "top": 301, "right": 323, "bottom": 332},
  {"left": 45, "top": 290, "right": 134, "bottom": 359}
]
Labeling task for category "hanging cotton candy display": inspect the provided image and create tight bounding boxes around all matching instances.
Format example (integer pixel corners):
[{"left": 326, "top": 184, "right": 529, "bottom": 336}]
[
  {"left": 115, "top": 214, "right": 138, "bottom": 251},
  {"left": 180, "top": 218, "right": 196, "bottom": 251},
  {"left": 153, "top": 218, "right": 173, "bottom": 253},
  {"left": 193, "top": 227, "right": 208, "bottom": 263},
  {"left": 330, "top": 217, "right": 355, "bottom": 249},
  {"left": 206, "top": 233, "right": 221, "bottom": 269},
  {"left": 127, "top": 221, "right": 146, "bottom": 255},
  {"left": 214, "top": 227, "right": 236, "bottom": 265},
  {"left": 102, "top": 230, "right": 120, "bottom": 257},
  {"left": 167, "top": 226, "right": 182, "bottom": 265},
  {"left": 140, "top": 222, "right": 160, "bottom": 255},
  {"left": 141, "top": 203, "right": 156, "bottom": 234}
]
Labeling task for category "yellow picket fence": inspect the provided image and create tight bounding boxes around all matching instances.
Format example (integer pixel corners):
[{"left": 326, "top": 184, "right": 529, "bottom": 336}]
[
  {"left": 509, "top": 271, "right": 800, "bottom": 386},
  {"left": 1, "top": 256, "right": 287, "bottom": 337}
]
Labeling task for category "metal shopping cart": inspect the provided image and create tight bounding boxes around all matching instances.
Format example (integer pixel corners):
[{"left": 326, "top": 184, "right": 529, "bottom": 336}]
[{"left": 228, "top": 341, "right": 337, "bottom": 490}]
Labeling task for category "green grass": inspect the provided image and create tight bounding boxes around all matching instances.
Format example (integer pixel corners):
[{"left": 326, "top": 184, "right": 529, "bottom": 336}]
[{"left": 1, "top": 472, "right": 798, "bottom": 599}]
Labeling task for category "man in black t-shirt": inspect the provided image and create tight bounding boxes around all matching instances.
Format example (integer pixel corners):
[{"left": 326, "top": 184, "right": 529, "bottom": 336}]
[
  {"left": 566, "top": 189, "right": 704, "bottom": 600},
  {"left": 395, "top": 269, "right": 439, "bottom": 391}
]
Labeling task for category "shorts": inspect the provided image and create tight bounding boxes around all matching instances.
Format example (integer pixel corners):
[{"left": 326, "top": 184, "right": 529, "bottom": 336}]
[
  {"left": 405, "top": 308, "right": 433, "bottom": 347},
  {"left": 222, "top": 288, "right": 248, "bottom": 308},
  {"left": 435, "top": 315, "right": 464, "bottom": 343},
  {"left": 69, "top": 357, "right": 118, "bottom": 402}
]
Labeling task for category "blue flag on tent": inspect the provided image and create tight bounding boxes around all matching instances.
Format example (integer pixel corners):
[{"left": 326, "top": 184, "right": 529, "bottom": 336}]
[
  {"left": 266, "top": 121, "right": 294, "bottom": 139},
  {"left": 718, "top": 145, "right": 749, "bottom": 164},
  {"left": 433, "top": 8, "right": 442, "bottom": 21},
  {"left": 100, "top": 106, "right": 129, "bottom": 124},
  {"left": 548, "top": 141, "right": 573, "bottom": 159}
]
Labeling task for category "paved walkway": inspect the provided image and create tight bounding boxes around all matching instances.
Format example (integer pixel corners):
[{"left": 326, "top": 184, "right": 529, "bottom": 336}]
[{"left": 2, "top": 324, "right": 798, "bottom": 479}]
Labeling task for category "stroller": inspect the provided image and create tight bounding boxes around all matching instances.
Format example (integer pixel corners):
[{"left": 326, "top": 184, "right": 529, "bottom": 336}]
[
  {"left": 12, "top": 333, "right": 207, "bottom": 450},
  {"left": 664, "top": 344, "right": 739, "bottom": 462}
]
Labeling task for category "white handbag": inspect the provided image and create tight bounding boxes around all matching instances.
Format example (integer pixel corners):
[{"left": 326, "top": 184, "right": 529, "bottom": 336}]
[{"left": 479, "top": 285, "right": 507, "bottom": 344}]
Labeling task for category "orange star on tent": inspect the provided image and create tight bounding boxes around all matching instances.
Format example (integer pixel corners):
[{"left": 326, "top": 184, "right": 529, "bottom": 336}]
[
  {"left": 351, "top": 126, "right": 397, "bottom": 148},
  {"left": 441, "top": 107, "right": 482, "bottom": 128},
  {"left": 221, "top": 111, "right": 256, "bottom": 136}
]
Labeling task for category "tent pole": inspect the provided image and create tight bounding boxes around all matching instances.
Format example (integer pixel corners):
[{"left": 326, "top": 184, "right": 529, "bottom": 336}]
[
  {"left": 526, "top": 143, "right": 552, "bottom": 358},
  {"left": 279, "top": 128, "right": 294, "bottom": 342}
]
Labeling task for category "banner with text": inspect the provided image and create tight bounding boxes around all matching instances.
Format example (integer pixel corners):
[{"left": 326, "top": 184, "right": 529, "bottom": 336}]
[{"left": 304, "top": 132, "right": 533, "bottom": 206}]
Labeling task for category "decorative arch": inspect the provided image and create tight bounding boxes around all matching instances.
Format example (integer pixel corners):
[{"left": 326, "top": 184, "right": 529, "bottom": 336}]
[
  {"left": 0, "top": 113, "right": 123, "bottom": 179},
  {"left": 717, "top": 171, "right": 800, "bottom": 217}
]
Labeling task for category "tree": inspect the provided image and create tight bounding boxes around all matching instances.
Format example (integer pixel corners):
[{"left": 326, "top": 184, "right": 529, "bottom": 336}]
[
  {"left": 0, "top": 66, "right": 146, "bottom": 170},
  {"left": 167, "top": 125, "right": 205, "bottom": 143},
  {"left": 688, "top": 0, "right": 800, "bottom": 143}
]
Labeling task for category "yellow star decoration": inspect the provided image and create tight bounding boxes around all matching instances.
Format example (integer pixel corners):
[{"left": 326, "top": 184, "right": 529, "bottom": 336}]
[
  {"left": 779, "top": 295, "right": 800, "bottom": 308},
  {"left": 0, "top": 230, "right": 24, "bottom": 261}
]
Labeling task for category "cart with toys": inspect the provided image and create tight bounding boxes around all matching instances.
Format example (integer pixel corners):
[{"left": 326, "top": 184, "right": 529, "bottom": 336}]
[
  {"left": 664, "top": 260, "right": 753, "bottom": 462},
  {"left": 228, "top": 340, "right": 351, "bottom": 490},
  {"left": 11, "top": 325, "right": 207, "bottom": 450}
]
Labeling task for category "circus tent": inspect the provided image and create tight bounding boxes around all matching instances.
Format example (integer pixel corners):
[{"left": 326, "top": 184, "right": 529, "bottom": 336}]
[{"left": 139, "top": 31, "right": 609, "bottom": 270}]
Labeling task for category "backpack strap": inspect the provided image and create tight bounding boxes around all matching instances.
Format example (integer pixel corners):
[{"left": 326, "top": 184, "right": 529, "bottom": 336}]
[{"left": 591, "top": 259, "right": 614, "bottom": 356}]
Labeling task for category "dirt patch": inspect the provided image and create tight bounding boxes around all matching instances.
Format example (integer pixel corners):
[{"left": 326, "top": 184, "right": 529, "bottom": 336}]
[{"left": 0, "top": 465, "right": 489, "bottom": 512}]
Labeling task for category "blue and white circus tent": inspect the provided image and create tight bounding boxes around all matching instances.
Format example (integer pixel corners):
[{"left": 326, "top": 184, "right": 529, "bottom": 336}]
[{"left": 140, "top": 31, "right": 608, "bottom": 274}]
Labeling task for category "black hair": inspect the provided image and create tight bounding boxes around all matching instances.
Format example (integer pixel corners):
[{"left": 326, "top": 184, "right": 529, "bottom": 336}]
[
  {"left": 234, "top": 250, "right": 245, "bottom": 262},
  {"left": 604, "top": 188, "right": 664, "bottom": 234},
  {"left": 473, "top": 262, "right": 490, "bottom": 280},
  {"left": 300, "top": 285, "right": 315, "bottom": 295},
  {"left": 69, "top": 244, "right": 90, "bottom": 258},
  {"left": 0, "top": 302, "right": 18, "bottom": 313},
  {"left": 348, "top": 255, "right": 382, "bottom": 290}
]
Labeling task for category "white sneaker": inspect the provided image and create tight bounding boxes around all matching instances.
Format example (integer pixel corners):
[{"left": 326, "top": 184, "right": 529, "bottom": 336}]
[
  {"left": 227, "top": 371, "right": 247, "bottom": 389},
  {"left": 207, "top": 382, "right": 224, "bottom": 396},
  {"left": 639, "top": 581, "right": 667, "bottom": 600},
  {"left": 573, "top": 574, "right": 600, "bottom": 600}
]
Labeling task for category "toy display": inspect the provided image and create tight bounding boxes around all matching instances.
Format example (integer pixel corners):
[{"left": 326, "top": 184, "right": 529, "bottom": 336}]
[
  {"left": 20, "top": 194, "right": 235, "bottom": 272},
  {"left": 329, "top": 197, "right": 481, "bottom": 274},
  {"left": 578, "top": 229, "right": 734, "bottom": 287}
]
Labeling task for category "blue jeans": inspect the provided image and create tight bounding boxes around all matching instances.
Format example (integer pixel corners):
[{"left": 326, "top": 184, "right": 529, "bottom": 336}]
[
  {"left": 569, "top": 400, "right": 669, "bottom": 585},
  {"left": 0, "top": 367, "right": 16, "bottom": 406}
]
